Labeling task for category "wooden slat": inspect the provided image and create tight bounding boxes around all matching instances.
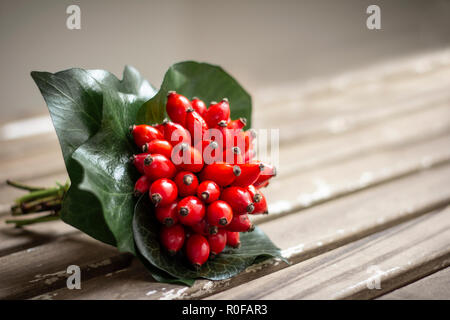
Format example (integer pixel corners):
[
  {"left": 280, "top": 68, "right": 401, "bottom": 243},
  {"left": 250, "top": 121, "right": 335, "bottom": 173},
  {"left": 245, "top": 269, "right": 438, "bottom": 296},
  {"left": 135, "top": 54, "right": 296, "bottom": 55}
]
[
  {"left": 31, "top": 164, "right": 450, "bottom": 299},
  {"left": 256, "top": 67, "right": 450, "bottom": 144},
  {"left": 31, "top": 260, "right": 162, "bottom": 300},
  {"left": 0, "top": 233, "right": 132, "bottom": 300},
  {"left": 0, "top": 131, "right": 59, "bottom": 162},
  {"left": 0, "top": 150, "right": 66, "bottom": 187},
  {"left": 0, "top": 215, "right": 76, "bottom": 258},
  {"left": 257, "top": 134, "right": 450, "bottom": 221},
  {"left": 377, "top": 267, "right": 450, "bottom": 300},
  {"left": 277, "top": 103, "right": 450, "bottom": 178},
  {"left": 207, "top": 207, "right": 450, "bottom": 300},
  {"left": 254, "top": 49, "right": 450, "bottom": 112}
]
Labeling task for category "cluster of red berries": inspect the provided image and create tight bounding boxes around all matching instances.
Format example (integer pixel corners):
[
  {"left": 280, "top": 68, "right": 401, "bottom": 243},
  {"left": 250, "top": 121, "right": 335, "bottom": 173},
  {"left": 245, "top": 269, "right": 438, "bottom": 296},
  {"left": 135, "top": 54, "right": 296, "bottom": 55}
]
[{"left": 130, "top": 92, "right": 276, "bottom": 269}]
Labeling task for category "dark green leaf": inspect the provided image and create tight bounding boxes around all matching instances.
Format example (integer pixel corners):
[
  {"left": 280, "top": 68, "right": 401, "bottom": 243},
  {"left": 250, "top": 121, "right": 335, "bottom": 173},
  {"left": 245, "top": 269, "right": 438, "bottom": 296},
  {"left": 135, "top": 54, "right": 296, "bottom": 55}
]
[
  {"left": 136, "top": 61, "right": 252, "bottom": 129},
  {"left": 133, "top": 196, "right": 282, "bottom": 281},
  {"left": 71, "top": 89, "right": 146, "bottom": 253},
  {"left": 135, "top": 245, "right": 195, "bottom": 286},
  {"left": 31, "top": 66, "right": 156, "bottom": 248}
]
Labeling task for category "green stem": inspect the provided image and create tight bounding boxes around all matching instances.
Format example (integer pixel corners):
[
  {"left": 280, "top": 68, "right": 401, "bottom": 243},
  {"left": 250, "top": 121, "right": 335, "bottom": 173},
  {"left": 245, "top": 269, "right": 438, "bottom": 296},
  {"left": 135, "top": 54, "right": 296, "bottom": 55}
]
[
  {"left": 19, "top": 195, "right": 59, "bottom": 212},
  {"left": 15, "top": 187, "right": 61, "bottom": 205},
  {"left": 6, "top": 179, "right": 69, "bottom": 226},
  {"left": 6, "top": 214, "right": 60, "bottom": 227},
  {"left": 6, "top": 180, "right": 45, "bottom": 192}
]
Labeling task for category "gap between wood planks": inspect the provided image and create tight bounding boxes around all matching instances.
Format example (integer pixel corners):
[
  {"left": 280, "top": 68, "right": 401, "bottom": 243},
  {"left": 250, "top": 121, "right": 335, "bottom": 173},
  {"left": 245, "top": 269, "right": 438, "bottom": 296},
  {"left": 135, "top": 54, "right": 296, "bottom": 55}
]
[
  {"left": 377, "top": 266, "right": 450, "bottom": 299},
  {"left": 25, "top": 163, "right": 450, "bottom": 300}
]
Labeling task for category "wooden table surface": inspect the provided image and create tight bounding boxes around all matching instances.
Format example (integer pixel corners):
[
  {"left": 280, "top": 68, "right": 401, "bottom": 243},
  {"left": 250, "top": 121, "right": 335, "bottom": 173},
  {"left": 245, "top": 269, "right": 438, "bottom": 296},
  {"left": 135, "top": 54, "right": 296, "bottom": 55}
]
[{"left": 1, "top": 49, "right": 449, "bottom": 300}]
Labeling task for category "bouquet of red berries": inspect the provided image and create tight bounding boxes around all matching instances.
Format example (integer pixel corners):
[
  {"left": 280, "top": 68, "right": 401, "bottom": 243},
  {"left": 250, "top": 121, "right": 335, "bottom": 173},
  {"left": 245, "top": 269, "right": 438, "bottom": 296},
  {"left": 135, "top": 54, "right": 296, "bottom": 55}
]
[
  {"left": 8, "top": 61, "right": 282, "bottom": 283},
  {"left": 130, "top": 92, "right": 276, "bottom": 268}
]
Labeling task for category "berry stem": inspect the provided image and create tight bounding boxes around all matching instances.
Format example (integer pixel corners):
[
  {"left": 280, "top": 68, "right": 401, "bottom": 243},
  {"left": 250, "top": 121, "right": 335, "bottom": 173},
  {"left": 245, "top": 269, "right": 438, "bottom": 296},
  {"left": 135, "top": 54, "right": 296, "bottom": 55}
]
[
  {"left": 6, "top": 180, "right": 70, "bottom": 227},
  {"left": 6, "top": 213, "right": 60, "bottom": 227},
  {"left": 6, "top": 179, "right": 45, "bottom": 192}
]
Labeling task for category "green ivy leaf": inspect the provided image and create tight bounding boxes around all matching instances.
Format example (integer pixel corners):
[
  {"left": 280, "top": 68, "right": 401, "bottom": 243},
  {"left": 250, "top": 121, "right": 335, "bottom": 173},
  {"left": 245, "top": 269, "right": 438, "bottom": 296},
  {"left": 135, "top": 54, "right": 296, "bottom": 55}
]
[
  {"left": 31, "top": 66, "right": 156, "bottom": 249},
  {"left": 136, "top": 61, "right": 252, "bottom": 129},
  {"left": 133, "top": 196, "right": 283, "bottom": 281}
]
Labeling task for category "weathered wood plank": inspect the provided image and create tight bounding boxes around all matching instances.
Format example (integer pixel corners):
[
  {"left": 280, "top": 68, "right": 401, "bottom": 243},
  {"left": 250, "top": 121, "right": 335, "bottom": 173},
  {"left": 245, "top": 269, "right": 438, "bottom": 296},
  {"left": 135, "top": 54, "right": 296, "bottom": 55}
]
[
  {"left": 256, "top": 67, "right": 450, "bottom": 144},
  {"left": 0, "top": 215, "right": 76, "bottom": 258},
  {"left": 0, "top": 150, "right": 66, "bottom": 187},
  {"left": 0, "top": 233, "right": 132, "bottom": 300},
  {"left": 31, "top": 164, "right": 450, "bottom": 300},
  {"left": 377, "top": 267, "right": 450, "bottom": 300},
  {"left": 31, "top": 260, "right": 164, "bottom": 300},
  {"left": 257, "top": 134, "right": 450, "bottom": 221},
  {"left": 207, "top": 207, "right": 450, "bottom": 300},
  {"left": 254, "top": 49, "right": 450, "bottom": 113},
  {"left": 277, "top": 103, "right": 450, "bottom": 178}
]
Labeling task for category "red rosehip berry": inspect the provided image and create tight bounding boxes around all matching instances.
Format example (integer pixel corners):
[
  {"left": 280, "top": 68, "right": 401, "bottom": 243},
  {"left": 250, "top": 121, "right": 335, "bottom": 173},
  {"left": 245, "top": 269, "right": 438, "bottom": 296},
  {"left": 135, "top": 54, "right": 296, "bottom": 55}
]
[
  {"left": 199, "top": 162, "right": 241, "bottom": 187},
  {"left": 197, "top": 140, "right": 222, "bottom": 165},
  {"left": 197, "top": 180, "right": 221, "bottom": 203},
  {"left": 143, "top": 154, "right": 176, "bottom": 181},
  {"left": 149, "top": 178, "right": 178, "bottom": 207},
  {"left": 220, "top": 186, "right": 254, "bottom": 214},
  {"left": 224, "top": 146, "right": 244, "bottom": 164},
  {"left": 246, "top": 184, "right": 261, "bottom": 203},
  {"left": 174, "top": 171, "right": 199, "bottom": 197},
  {"left": 252, "top": 189, "right": 268, "bottom": 214},
  {"left": 130, "top": 153, "right": 149, "bottom": 174},
  {"left": 208, "top": 229, "right": 227, "bottom": 258},
  {"left": 153, "top": 123, "right": 165, "bottom": 136},
  {"left": 232, "top": 163, "right": 263, "bottom": 187},
  {"left": 142, "top": 139, "right": 173, "bottom": 159},
  {"left": 155, "top": 201, "right": 179, "bottom": 226},
  {"left": 206, "top": 200, "right": 233, "bottom": 227},
  {"left": 233, "top": 130, "right": 251, "bottom": 152},
  {"left": 177, "top": 196, "right": 206, "bottom": 226},
  {"left": 243, "top": 149, "right": 255, "bottom": 164},
  {"left": 227, "top": 117, "right": 247, "bottom": 130},
  {"left": 130, "top": 124, "right": 163, "bottom": 148},
  {"left": 185, "top": 107, "right": 208, "bottom": 144},
  {"left": 162, "top": 120, "right": 191, "bottom": 147},
  {"left": 206, "top": 120, "right": 233, "bottom": 150},
  {"left": 171, "top": 143, "right": 204, "bottom": 173},
  {"left": 226, "top": 231, "right": 241, "bottom": 248},
  {"left": 227, "top": 214, "right": 254, "bottom": 232},
  {"left": 191, "top": 218, "right": 218, "bottom": 236},
  {"left": 256, "top": 180, "right": 270, "bottom": 189},
  {"left": 191, "top": 97, "right": 207, "bottom": 118},
  {"left": 160, "top": 224, "right": 185, "bottom": 255},
  {"left": 205, "top": 99, "right": 230, "bottom": 128},
  {"left": 185, "top": 234, "right": 210, "bottom": 268},
  {"left": 134, "top": 175, "right": 151, "bottom": 197},
  {"left": 253, "top": 163, "right": 277, "bottom": 187},
  {"left": 166, "top": 91, "right": 191, "bottom": 127}
]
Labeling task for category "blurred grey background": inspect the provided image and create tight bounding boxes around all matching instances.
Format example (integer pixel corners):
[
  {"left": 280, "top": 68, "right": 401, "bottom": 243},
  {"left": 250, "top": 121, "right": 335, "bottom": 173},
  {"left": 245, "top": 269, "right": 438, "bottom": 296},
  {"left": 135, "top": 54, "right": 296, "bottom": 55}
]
[{"left": 1, "top": 0, "right": 449, "bottom": 123}]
